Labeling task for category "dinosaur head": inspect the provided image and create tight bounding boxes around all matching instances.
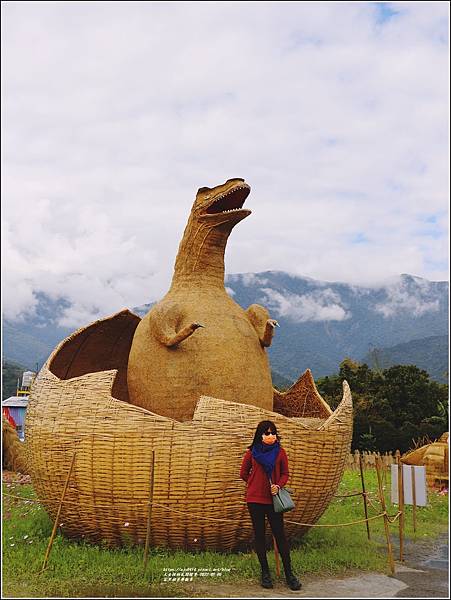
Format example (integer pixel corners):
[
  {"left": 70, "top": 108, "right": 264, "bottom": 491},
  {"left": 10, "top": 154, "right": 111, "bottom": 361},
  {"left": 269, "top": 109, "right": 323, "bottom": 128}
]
[
  {"left": 172, "top": 178, "right": 251, "bottom": 285},
  {"left": 192, "top": 178, "right": 251, "bottom": 228}
]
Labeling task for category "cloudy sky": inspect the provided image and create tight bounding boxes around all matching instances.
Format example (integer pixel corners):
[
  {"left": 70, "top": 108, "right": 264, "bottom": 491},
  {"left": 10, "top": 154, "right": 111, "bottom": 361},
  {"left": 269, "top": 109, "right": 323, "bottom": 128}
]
[{"left": 2, "top": 1, "right": 449, "bottom": 327}]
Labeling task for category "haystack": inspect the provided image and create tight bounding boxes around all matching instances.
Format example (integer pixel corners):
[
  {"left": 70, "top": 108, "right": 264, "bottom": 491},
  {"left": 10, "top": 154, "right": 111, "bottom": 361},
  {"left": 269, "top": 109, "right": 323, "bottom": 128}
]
[
  {"left": 2, "top": 416, "right": 28, "bottom": 473},
  {"left": 402, "top": 433, "right": 449, "bottom": 488}
]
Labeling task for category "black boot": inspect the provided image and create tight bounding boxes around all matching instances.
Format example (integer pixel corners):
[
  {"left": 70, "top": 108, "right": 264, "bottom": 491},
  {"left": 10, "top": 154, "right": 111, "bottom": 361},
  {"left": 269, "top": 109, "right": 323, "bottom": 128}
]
[
  {"left": 281, "top": 553, "right": 302, "bottom": 591},
  {"left": 261, "top": 570, "right": 273, "bottom": 589},
  {"left": 285, "top": 573, "right": 302, "bottom": 591}
]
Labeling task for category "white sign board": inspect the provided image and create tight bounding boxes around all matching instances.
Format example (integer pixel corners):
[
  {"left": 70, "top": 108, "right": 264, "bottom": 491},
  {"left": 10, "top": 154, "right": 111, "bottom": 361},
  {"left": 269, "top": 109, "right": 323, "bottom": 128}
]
[{"left": 391, "top": 465, "right": 427, "bottom": 506}]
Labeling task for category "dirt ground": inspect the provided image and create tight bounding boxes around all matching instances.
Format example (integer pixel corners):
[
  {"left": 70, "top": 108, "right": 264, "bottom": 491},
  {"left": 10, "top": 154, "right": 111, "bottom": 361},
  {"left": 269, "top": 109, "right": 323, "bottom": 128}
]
[
  {"left": 2, "top": 470, "right": 31, "bottom": 485},
  {"left": 183, "top": 533, "right": 449, "bottom": 598}
]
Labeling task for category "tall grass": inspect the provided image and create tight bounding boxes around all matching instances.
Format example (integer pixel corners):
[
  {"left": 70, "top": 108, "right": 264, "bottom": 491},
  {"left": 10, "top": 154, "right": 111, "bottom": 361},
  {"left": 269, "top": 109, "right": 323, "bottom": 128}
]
[{"left": 2, "top": 469, "right": 448, "bottom": 598}]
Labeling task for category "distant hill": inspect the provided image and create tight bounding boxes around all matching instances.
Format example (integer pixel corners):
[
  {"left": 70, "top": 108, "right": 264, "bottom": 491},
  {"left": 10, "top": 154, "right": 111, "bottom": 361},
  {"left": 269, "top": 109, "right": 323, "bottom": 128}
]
[
  {"left": 3, "top": 273, "right": 448, "bottom": 383},
  {"left": 224, "top": 271, "right": 448, "bottom": 382},
  {"left": 2, "top": 293, "right": 73, "bottom": 370},
  {"left": 362, "top": 335, "right": 449, "bottom": 383},
  {"left": 271, "top": 370, "right": 293, "bottom": 390},
  {"left": 2, "top": 359, "right": 27, "bottom": 401}
]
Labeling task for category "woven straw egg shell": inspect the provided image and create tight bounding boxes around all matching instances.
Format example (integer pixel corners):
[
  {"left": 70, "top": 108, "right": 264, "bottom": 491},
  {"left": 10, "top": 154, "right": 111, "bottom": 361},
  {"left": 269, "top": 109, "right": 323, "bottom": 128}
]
[{"left": 25, "top": 309, "right": 353, "bottom": 551}]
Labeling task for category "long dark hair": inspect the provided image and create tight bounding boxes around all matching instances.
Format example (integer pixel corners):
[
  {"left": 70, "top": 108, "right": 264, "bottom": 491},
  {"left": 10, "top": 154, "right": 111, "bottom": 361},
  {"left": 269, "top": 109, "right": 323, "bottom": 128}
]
[{"left": 248, "top": 420, "right": 281, "bottom": 449}]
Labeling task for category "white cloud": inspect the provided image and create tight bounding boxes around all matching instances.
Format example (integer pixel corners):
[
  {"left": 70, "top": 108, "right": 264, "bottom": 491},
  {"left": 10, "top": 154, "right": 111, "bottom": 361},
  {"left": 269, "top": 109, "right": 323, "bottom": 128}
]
[
  {"left": 225, "top": 286, "right": 235, "bottom": 297},
  {"left": 2, "top": 1, "right": 449, "bottom": 325},
  {"left": 373, "top": 278, "right": 440, "bottom": 317},
  {"left": 228, "top": 273, "right": 269, "bottom": 287},
  {"left": 259, "top": 287, "right": 350, "bottom": 322},
  {"left": 2, "top": 202, "right": 160, "bottom": 326}
]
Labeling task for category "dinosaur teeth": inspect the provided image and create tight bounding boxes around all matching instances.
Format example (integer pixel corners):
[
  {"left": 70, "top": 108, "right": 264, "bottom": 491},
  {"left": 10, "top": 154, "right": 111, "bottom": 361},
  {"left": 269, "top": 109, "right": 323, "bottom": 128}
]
[
  {"left": 205, "top": 185, "right": 248, "bottom": 214},
  {"left": 212, "top": 186, "right": 246, "bottom": 205}
]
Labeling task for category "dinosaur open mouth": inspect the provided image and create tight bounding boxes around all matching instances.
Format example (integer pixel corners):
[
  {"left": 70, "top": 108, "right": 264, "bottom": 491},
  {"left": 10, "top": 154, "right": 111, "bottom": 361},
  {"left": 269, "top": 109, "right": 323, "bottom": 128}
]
[{"left": 205, "top": 184, "right": 251, "bottom": 215}]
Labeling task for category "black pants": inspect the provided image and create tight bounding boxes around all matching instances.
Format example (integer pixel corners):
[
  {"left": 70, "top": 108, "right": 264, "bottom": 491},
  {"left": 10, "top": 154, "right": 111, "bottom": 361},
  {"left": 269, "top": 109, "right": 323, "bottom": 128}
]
[{"left": 247, "top": 502, "right": 292, "bottom": 576}]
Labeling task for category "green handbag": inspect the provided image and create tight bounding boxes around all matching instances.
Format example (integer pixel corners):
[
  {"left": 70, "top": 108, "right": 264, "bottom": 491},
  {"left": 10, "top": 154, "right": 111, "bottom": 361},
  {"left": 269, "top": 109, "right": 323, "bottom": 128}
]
[{"left": 270, "top": 479, "right": 295, "bottom": 513}]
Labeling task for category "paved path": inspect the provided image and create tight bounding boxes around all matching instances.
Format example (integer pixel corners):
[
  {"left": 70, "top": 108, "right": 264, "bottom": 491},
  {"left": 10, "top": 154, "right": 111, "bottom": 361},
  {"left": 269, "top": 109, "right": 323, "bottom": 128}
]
[
  {"left": 191, "top": 572, "right": 407, "bottom": 597},
  {"left": 392, "top": 533, "right": 448, "bottom": 598},
  {"left": 187, "top": 534, "right": 448, "bottom": 598}
]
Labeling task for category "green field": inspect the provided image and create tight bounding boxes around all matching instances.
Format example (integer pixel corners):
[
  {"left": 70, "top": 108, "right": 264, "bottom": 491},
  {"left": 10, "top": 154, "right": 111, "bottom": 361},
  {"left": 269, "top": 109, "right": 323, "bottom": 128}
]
[{"left": 2, "top": 469, "right": 448, "bottom": 598}]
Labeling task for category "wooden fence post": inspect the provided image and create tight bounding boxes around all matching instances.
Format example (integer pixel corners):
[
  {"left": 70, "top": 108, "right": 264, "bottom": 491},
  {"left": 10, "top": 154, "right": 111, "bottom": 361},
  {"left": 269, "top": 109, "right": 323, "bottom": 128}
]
[
  {"left": 411, "top": 465, "right": 417, "bottom": 536},
  {"left": 397, "top": 457, "right": 405, "bottom": 562},
  {"left": 358, "top": 453, "right": 371, "bottom": 540},
  {"left": 375, "top": 456, "right": 395, "bottom": 575},
  {"left": 143, "top": 450, "right": 155, "bottom": 571},
  {"left": 354, "top": 449, "right": 360, "bottom": 471},
  {"left": 40, "top": 451, "right": 76, "bottom": 574}
]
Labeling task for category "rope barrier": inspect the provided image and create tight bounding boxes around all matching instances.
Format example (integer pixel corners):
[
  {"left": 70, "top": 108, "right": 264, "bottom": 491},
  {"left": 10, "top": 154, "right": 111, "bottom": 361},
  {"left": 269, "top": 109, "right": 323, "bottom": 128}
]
[
  {"left": 333, "top": 489, "right": 385, "bottom": 515},
  {"left": 333, "top": 491, "right": 367, "bottom": 498},
  {"left": 4, "top": 491, "right": 391, "bottom": 529},
  {"left": 3, "top": 493, "right": 41, "bottom": 503},
  {"left": 4, "top": 470, "right": 411, "bottom": 580},
  {"left": 150, "top": 502, "right": 254, "bottom": 526},
  {"left": 3, "top": 493, "right": 147, "bottom": 507},
  {"left": 366, "top": 494, "right": 383, "bottom": 512},
  {"left": 284, "top": 512, "right": 388, "bottom": 528},
  {"left": 151, "top": 502, "right": 388, "bottom": 529},
  {"left": 386, "top": 511, "right": 403, "bottom": 524}
]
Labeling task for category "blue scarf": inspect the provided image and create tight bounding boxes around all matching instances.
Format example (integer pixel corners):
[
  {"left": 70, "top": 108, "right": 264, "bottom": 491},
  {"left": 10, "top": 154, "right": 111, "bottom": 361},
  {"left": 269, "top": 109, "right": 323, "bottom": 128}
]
[{"left": 251, "top": 441, "right": 280, "bottom": 477}]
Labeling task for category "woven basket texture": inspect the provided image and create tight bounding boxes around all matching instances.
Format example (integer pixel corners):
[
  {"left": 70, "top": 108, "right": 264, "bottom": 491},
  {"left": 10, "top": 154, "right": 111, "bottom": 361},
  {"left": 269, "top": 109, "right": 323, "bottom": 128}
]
[{"left": 25, "top": 310, "right": 353, "bottom": 551}]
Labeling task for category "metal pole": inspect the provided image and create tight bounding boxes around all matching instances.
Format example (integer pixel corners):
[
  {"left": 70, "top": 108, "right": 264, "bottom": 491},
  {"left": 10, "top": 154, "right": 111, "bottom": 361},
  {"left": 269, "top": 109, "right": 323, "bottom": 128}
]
[
  {"left": 375, "top": 456, "right": 395, "bottom": 575},
  {"left": 143, "top": 450, "right": 155, "bottom": 571},
  {"left": 359, "top": 453, "right": 371, "bottom": 540},
  {"left": 40, "top": 451, "right": 76, "bottom": 574},
  {"left": 411, "top": 465, "right": 417, "bottom": 536},
  {"left": 397, "top": 459, "right": 404, "bottom": 562}
]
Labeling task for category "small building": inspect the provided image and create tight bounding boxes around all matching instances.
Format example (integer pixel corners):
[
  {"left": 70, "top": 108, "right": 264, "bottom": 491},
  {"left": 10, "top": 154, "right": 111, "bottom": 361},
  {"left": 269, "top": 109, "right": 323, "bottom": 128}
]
[
  {"left": 16, "top": 371, "right": 36, "bottom": 397},
  {"left": 2, "top": 396, "right": 29, "bottom": 440},
  {"left": 2, "top": 370, "right": 36, "bottom": 440}
]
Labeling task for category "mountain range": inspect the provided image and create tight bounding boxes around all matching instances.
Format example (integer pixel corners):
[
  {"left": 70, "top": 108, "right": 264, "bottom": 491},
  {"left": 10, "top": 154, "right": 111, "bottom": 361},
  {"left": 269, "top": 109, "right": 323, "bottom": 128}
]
[
  {"left": 362, "top": 335, "right": 448, "bottom": 383},
  {"left": 3, "top": 272, "right": 448, "bottom": 384},
  {"left": 223, "top": 271, "right": 449, "bottom": 383}
]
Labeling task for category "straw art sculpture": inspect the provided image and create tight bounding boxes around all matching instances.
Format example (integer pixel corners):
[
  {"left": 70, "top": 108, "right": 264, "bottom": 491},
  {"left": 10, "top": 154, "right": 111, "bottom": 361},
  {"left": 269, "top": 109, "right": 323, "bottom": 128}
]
[
  {"left": 2, "top": 416, "right": 28, "bottom": 473},
  {"left": 25, "top": 178, "right": 353, "bottom": 550},
  {"left": 402, "top": 433, "right": 449, "bottom": 488},
  {"left": 128, "top": 178, "right": 276, "bottom": 420}
]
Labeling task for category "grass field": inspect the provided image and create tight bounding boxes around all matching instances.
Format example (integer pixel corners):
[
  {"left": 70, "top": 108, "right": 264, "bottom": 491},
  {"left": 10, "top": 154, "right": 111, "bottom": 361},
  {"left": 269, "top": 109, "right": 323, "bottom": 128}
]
[{"left": 2, "top": 468, "right": 448, "bottom": 598}]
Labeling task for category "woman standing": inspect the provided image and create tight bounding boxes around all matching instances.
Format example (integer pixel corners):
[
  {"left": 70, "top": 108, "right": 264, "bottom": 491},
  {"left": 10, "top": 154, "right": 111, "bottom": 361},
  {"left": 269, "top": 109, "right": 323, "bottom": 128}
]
[{"left": 240, "top": 420, "right": 302, "bottom": 590}]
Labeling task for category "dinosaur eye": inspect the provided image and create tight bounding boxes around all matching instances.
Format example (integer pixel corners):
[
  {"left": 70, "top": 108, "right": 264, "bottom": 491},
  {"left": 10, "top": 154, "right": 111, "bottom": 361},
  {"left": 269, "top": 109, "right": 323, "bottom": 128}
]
[{"left": 197, "top": 187, "right": 211, "bottom": 193}]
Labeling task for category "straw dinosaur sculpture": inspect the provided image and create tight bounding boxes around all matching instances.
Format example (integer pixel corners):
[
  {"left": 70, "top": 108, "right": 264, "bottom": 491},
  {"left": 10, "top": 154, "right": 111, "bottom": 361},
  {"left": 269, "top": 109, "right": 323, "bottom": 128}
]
[
  {"left": 24, "top": 178, "right": 353, "bottom": 551},
  {"left": 128, "top": 178, "right": 279, "bottom": 420}
]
